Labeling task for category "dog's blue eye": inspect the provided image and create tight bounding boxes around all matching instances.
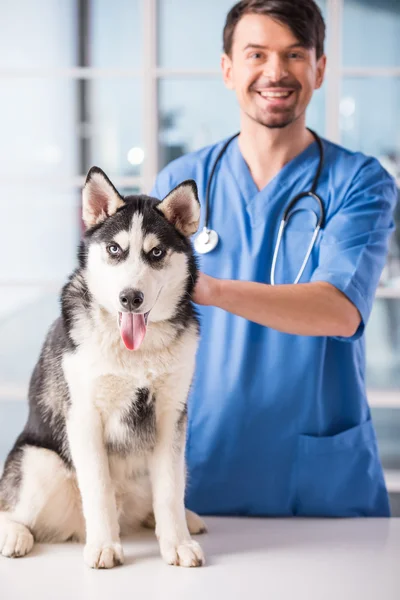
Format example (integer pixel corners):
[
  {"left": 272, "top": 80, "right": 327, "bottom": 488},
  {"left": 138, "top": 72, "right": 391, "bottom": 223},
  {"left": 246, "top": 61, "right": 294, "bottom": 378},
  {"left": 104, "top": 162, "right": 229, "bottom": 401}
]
[
  {"left": 151, "top": 247, "right": 164, "bottom": 258},
  {"left": 107, "top": 243, "right": 121, "bottom": 256}
]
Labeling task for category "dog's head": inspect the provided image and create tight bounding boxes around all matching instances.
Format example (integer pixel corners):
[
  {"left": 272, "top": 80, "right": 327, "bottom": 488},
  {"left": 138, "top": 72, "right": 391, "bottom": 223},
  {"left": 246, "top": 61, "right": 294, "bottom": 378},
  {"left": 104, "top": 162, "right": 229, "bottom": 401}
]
[{"left": 80, "top": 167, "right": 200, "bottom": 351}]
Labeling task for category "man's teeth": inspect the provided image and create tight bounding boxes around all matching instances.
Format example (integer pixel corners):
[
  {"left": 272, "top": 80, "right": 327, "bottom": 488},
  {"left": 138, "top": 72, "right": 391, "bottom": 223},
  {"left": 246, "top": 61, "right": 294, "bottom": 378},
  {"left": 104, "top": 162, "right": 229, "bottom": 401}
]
[{"left": 259, "top": 91, "right": 292, "bottom": 98}]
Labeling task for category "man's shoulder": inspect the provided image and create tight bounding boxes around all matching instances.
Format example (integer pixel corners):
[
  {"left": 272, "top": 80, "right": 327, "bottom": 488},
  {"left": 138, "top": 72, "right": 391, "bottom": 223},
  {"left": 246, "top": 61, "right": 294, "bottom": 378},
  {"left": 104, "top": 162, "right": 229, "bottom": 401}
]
[
  {"left": 150, "top": 137, "right": 231, "bottom": 198},
  {"left": 322, "top": 137, "right": 395, "bottom": 185}
]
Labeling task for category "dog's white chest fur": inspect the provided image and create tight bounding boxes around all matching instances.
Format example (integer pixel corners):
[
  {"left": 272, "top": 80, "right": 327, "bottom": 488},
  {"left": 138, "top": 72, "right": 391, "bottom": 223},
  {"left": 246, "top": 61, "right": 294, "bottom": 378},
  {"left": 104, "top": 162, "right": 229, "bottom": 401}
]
[
  {"left": 64, "top": 316, "right": 198, "bottom": 454},
  {"left": 93, "top": 374, "right": 156, "bottom": 454}
]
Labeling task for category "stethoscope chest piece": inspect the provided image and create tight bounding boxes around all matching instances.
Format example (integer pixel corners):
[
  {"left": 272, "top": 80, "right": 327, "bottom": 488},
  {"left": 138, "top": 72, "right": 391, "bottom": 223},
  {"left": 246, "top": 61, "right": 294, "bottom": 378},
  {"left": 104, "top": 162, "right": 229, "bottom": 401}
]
[{"left": 194, "top": 227, "right": 219, "bottom": 254}]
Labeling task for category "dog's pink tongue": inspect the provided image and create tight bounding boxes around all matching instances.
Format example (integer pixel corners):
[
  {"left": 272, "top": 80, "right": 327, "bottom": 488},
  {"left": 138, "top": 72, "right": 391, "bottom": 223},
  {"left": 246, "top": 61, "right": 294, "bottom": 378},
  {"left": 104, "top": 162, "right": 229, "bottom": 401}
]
[{"left": 120, "top": 313, "right": 146, "bottom": 351}]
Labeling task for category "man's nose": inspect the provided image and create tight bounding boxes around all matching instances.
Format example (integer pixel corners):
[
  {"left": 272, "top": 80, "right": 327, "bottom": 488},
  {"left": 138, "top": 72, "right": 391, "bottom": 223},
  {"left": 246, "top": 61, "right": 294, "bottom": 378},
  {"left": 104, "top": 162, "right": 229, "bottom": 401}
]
[
  {"left": 262, "top": 54, "right": 288, "bottom": 83},
  {"left": 119, "top": 288, "right": 144, "bottom": 311}
]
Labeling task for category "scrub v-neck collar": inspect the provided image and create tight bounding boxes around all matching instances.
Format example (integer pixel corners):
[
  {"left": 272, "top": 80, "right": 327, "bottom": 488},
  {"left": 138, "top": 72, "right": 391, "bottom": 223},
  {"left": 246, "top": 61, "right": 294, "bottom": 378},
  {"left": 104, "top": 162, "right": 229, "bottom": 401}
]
[{"left": 225, "top": 135, "right": 321, "bottom": 219}]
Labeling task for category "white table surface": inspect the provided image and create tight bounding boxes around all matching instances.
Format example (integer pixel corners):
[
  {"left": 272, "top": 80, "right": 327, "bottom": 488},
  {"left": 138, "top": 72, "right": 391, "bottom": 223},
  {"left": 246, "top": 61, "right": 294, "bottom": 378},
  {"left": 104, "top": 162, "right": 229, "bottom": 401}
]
[{"left": 1, "top": 517, "right": 399, "bottom": 600}]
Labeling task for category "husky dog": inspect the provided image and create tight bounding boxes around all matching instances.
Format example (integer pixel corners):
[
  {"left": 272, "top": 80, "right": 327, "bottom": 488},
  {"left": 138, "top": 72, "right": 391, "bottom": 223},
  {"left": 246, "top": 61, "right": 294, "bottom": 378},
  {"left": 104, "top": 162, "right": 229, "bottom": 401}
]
[{"left": 0, "top": 168, "right": 206, "bottom": 569}]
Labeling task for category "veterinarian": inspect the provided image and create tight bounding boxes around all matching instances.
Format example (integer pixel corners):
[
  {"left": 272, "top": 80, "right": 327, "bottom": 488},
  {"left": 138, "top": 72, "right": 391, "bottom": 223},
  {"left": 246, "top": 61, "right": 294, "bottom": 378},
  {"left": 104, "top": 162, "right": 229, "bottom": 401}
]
[{"left": 151, "top": 0, "right": 397, "bottom": 517}]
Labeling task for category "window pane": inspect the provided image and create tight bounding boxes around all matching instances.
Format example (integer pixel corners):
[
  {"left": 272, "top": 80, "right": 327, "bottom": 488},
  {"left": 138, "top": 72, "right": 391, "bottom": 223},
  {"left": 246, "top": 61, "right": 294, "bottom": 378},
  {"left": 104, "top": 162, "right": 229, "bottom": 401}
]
[
  {"left": 158, "top": 0, "right": 235, "bottom": 69},
  {"left": 89, "top": 79, "right": 143, "bottom": 177},
  {"left": 90, "top": 0, "right": 142, "bottom": 68},
  {"left": 0, "top": 78, "right": 143, "bottom": 179},
  {"left": 343, "top": 0, "right": 400, "bottom": 67},
  {"left": 0, "top": 184, "right": 79, "bottom": 449},
  {"left": 0, "top": 0, "right": 142, "bottom": 69},
  {"left": 0, "top": 79, "right": 78, "bottom": 178},
  {"left": 0, "top": 287, "right": 60, "bottom": 401},
  {"left": 159, "top": 78, "right": 239, "bottom": 168},
  {"left": 366, "top": 298, "right": 400, "bottom": 389},
  {"left": 0, "top": 186, "right": 80, "bottom": 282},
  {"left": 0, "top": 0, "right": 76, "bottom": 68},
  {"left": 158, "top": 0, "right": 327, "bottom": 69},
  {"left": 340, "top": 78, "right": 400, "bottom": 171}
]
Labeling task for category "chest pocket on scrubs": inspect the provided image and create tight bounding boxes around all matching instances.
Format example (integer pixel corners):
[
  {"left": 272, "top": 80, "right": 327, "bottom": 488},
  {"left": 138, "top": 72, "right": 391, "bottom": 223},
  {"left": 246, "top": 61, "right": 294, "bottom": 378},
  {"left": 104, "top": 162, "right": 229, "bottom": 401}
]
[{"left": 273, "top": 208, "right": 322, "bottom": 284}]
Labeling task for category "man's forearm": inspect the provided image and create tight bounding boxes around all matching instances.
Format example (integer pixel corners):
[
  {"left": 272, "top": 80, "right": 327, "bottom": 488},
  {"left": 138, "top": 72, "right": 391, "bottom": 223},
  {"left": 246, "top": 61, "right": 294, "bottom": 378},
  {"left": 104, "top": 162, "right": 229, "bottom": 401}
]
[{"left": 205, "top": 277, "right": 361, "bottom": 337}]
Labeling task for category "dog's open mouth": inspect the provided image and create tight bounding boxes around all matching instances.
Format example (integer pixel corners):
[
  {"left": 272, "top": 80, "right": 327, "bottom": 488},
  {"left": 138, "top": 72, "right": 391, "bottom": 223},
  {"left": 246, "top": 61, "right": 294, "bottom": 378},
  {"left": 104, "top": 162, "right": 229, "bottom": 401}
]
[{"left": 118, "top": 311, "right": 150, "bottom": 351}]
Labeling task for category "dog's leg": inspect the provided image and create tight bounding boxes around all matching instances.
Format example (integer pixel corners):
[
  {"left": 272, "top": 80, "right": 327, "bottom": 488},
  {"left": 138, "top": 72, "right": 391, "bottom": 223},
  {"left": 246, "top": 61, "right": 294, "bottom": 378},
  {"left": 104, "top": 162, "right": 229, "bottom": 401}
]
[
  {"left": 0, "top": 445, "right": 84, "bottom": 558},
  {"left": 149, "top": 398, "right": 205, "bottom": 567},
  {"left": 65, "top": 359, "right": 123, "bottom": 569},
  {"left": 67, "top": 405, "right": 123, "bottom": 569},
  {"left": 142, "top": 508, "right": 207, "bottom": 535}
]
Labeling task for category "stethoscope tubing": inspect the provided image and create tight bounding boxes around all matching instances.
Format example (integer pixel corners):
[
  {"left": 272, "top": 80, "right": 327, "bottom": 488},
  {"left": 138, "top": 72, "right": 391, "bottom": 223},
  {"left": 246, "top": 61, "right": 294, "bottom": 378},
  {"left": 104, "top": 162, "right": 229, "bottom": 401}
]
[{"left": 195, "top": 129, "right": 326, "bottom": 285}]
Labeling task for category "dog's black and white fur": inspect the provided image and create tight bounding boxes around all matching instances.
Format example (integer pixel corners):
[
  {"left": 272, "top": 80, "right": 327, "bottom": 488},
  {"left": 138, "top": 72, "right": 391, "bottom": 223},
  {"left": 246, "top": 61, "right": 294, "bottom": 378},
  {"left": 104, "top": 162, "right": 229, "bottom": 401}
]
[{"left": 0, "top": 168, "right": 206, "bottom": 568}]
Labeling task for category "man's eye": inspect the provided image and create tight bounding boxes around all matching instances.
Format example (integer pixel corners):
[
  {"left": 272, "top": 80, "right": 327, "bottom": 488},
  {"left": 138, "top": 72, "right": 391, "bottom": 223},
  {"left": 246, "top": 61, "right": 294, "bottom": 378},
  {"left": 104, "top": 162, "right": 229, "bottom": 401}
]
[
  {"left": 288, "top": 52, "right": 303, "bottom": 59},
  {"left": 151, "top": 247, "right": 165, "bottom": 259},
  {"left": 250, "top": 52, "right": 262, "bottom": 60},
  {"left": 107, "top": 243, "right": 122, "bottom": 256}
]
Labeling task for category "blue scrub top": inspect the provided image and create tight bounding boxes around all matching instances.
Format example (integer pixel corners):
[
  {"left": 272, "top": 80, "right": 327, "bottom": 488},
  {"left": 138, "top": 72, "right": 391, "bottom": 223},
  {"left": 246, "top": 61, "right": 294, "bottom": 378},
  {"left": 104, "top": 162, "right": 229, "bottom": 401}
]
[{"left": 151, "top": 135, "right": 397, "bottom": 517}]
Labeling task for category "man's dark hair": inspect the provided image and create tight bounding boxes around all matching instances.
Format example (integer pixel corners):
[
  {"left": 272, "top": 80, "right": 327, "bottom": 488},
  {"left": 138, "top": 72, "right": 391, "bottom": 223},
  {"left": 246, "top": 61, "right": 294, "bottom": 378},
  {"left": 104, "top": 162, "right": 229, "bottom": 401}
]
[{"left": 223, "top": 0, "right": 326, "bottom": 59}]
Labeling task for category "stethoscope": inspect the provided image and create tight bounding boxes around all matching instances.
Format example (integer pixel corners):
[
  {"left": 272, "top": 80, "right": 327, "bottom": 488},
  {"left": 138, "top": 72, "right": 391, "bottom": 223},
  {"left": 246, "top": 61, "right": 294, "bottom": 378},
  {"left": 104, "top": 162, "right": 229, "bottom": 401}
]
[{"left": 194, "top": 128, "right": 326, "bottom": 285}]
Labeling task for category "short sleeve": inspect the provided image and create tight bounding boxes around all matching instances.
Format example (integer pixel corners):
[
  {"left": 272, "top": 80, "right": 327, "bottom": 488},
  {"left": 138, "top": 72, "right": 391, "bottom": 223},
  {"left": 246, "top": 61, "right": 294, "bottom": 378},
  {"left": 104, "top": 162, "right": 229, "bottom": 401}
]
[{"left": 310, "top": 158, "right": 398, "bottom": 342}]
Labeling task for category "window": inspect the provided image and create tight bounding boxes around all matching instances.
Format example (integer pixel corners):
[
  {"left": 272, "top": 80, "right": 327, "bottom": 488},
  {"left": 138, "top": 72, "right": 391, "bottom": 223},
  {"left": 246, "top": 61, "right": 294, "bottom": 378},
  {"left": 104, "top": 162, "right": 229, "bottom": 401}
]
[
  {"left": 340, "top": 0, "right": 400, "bottom": 500},
  {"left": 1, "top": 0, "right": 399, "bottom": 507}
]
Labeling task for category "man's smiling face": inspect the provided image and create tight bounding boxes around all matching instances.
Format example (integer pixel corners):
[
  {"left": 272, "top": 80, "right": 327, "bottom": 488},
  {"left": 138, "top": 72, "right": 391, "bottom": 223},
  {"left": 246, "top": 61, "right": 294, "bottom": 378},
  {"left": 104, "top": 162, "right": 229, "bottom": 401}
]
[{"left": 221, "top": 13, "right": 326, "bottom": 129}]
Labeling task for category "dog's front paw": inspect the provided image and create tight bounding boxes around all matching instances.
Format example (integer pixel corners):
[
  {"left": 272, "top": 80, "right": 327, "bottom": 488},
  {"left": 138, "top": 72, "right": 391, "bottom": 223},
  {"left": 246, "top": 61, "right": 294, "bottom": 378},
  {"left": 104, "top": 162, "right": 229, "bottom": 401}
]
[
  {"left": 0, "top": 521, "right": 34, "bottom": 558},
  {"left": 160, "top": 538, "right": 205, "bottom": 567},
  {"left": 84, "top": 541, "right": 124, "bottom": 569}
]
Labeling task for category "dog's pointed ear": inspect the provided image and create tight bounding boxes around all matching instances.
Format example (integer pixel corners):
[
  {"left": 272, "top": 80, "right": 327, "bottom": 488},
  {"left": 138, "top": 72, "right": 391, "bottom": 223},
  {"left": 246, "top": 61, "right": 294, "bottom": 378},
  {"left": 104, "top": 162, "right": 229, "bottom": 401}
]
[
  {"left": 156, "top": 180, "right": 200, "bottom": 237},
  {"left": 82, "top": 167, "right": 125, "bottom": 228}
]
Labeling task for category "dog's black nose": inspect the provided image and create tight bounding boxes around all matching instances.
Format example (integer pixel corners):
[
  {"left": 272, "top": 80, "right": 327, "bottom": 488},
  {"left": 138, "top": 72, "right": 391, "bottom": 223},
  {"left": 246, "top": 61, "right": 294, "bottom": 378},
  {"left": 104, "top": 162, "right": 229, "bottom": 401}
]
[{"left": 119, "top": 289, "right": 144, "bottom": 311}]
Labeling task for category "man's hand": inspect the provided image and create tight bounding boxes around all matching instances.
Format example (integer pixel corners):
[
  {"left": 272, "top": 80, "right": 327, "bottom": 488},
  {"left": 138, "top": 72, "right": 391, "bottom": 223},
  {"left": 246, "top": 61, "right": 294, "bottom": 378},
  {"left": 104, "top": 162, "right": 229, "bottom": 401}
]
[{"left": 192, "top": 272, "right": 221, "bottom": 306}]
